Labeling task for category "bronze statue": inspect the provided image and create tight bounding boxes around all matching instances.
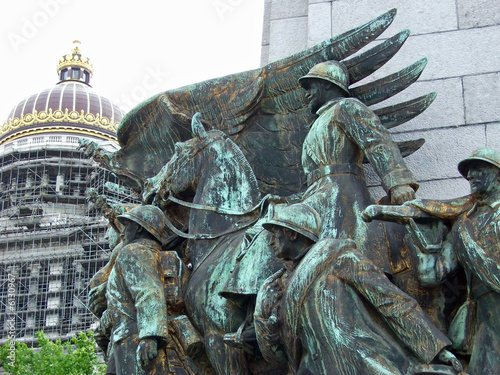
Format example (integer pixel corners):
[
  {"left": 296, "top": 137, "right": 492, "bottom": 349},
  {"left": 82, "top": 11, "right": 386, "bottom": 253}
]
[
  {"left": 87, "top": 192, "right": 133, "bottom": 374},
  {"left": 365, "top": 147, "right": 500, "bottom": 373},
  {"left": 141, "top": 114, "right": 281, "bottom": 374},
  {"left": 88, "top": 225, "right": 123, "bottom": 375},
  {"left": 255, "top": 203, "right": 462, "bottom": 374},
  {"left": 280, "top": 59, "right": 418, "bottom": 276},
  {"left": 80, "top": 9, "right": 431, "bottom": 200},
  {"left": 79, "top": 8, "right": 479, "bottom": 375},
  {"left": 104, "top": 205, "right": 170, "bottom": 374}
]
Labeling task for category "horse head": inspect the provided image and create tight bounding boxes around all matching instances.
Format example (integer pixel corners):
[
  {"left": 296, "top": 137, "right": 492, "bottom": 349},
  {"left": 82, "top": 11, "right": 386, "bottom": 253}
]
[{"left": 142, "top": 114, "right": 211, "bottom": 204}]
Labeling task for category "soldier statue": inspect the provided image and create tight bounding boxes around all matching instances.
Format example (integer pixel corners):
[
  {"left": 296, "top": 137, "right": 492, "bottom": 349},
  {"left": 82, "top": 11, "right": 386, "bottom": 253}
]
[
  {"left": 254, "top": 202, "right": 462, "bottom": 374},
  {"left": 104, "top": 205, "right": 170, "bottom": 374}
]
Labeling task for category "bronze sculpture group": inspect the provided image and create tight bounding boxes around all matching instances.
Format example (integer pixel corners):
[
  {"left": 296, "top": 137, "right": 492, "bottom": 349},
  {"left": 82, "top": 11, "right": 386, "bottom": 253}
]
[{"left": 82, "top": 9, "right": 499, "bottom": 375}]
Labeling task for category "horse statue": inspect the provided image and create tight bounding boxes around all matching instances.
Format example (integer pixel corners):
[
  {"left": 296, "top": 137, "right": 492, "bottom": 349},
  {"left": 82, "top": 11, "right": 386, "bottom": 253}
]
[
  {"left": 80, "top": 8, "right": 461, "bottom": 373},
  {"left": 144, "top": 113, "right": 284, "bottom": 374}
]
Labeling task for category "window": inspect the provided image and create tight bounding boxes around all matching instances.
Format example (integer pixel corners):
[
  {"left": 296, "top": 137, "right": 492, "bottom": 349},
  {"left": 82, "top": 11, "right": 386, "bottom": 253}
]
[
  {"left": 71, "top": 69, "right": 80, "bottom": 79},
  {"left": 48, "top": 280, "right": 62, "bottom": 292},
  {"left": 60, "top": 69, "right": 68, "bottom": 80},
  {"left": 49, "top": 263, "right": 63, "bottom": 276},
  {"left": 45, "top": 314, "right": 59, "bottom": 327},
  {"left": 47, "top": 296, "right": 61, "bottom": 309}
]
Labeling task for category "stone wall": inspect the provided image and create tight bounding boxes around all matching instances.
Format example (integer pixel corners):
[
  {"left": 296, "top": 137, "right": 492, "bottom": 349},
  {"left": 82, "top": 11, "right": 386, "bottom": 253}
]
[{"left": 261, "top": 0, "right": 500, "bottom": 199}]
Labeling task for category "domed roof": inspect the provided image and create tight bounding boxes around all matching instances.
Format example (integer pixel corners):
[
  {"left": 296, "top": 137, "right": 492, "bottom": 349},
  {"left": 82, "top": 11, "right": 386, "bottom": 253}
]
[{"left": 0, "top": 41, "right": 124, "bottom": 145}]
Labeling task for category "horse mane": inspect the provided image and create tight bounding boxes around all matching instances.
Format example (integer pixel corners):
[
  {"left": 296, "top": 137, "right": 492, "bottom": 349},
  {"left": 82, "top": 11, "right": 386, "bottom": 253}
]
[
  {"left": 205, "top": 129, "right": 260, "bottom": 197},
  {"left": 224, "top": 135, "right": 260, "bottom": 196}
]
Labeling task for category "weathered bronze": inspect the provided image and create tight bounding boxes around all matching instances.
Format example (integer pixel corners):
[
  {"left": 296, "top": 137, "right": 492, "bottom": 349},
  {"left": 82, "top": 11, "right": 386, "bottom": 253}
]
[
  {"left": 255, "top": 203, "right": 454, "bottom": 374},
  {"left": 104, "top": 205, "right": 170, "bottom": 374},
  {"left": 80, "top": 8, "right": 487, "bottom": 375},
  {"left": 365, "top": 147, "right": 500, "bottom": 374}
]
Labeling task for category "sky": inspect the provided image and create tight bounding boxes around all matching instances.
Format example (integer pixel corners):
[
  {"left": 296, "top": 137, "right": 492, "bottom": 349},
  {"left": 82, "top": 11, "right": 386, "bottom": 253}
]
[{"left": 0, "top": 0, "right": 265, "bottom": 121}]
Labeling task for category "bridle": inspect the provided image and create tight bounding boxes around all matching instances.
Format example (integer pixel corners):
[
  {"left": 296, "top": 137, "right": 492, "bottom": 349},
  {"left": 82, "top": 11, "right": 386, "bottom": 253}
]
[{"left": 161, "top": 193, "right": 268, "bottom": 240}]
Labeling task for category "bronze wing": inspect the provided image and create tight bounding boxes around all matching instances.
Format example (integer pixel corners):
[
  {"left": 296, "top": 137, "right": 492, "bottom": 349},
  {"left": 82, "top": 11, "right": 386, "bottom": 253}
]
[{"left": 95, "top": 9, "right": 433, "bottom": 196}]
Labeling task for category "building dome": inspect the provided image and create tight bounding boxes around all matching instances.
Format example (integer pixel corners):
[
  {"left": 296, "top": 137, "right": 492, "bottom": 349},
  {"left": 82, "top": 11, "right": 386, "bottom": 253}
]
[{"left": 0, "top": 41, "right": 124, "bottom": 145}]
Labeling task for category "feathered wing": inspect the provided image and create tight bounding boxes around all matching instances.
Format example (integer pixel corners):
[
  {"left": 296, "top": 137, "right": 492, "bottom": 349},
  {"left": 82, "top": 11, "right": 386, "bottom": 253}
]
[{"left": 104, "top": 8, "right": 433, "bottom": 196}]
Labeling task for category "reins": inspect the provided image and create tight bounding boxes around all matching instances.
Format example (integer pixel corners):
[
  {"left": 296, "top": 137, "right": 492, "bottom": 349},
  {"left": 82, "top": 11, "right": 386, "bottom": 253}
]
[{"left": 163, "top": 193, "right": 269, "bottom": 240}]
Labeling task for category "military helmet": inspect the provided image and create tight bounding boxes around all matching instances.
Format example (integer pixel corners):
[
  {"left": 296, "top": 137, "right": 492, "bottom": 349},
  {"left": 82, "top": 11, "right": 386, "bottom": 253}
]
[
  {"left": 458, "top": 148, "right": 500, "bottom": 177},
  {"left": 117, "top": 205, "right": 166, "bottom": 243},
  {"left": 262, "top": 203, "right": 321, "bottom": 242},
  {"left": 299, "top": 60, "right": 350, "bottom": 95}
]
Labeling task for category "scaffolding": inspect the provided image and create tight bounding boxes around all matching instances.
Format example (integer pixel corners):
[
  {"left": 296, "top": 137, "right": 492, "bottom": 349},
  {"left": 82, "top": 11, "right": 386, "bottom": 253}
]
[{"left": 0, "top": 136, "right": 139, "bottom": 345}]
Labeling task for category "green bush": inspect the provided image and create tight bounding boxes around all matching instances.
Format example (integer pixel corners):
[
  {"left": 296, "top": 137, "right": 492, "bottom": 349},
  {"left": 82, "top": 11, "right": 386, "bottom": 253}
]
[{"left": 0, "top": 331, "right": 106, "bottom": 375}]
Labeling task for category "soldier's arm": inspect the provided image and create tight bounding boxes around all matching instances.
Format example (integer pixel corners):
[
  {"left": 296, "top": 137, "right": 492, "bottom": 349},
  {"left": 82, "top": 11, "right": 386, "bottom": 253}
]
[
  {"left": 363, "top": 203, "right": 458, "bottom": 286},
  {"left": 118, "top": 246, "right": 169, "bottom": 342},
  {"left": 337, "top": 99, "right": 417, "bottom": 203}
]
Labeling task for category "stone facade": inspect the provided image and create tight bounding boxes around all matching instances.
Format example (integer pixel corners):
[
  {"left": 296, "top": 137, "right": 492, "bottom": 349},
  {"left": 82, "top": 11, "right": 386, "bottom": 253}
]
[{"left": 261, "top": 0, "right": 500, "bottom": 199}]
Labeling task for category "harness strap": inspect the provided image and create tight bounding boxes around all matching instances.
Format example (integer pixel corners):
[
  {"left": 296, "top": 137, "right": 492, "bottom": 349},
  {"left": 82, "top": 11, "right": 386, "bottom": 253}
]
[
  {"left": 167, "top": 194, "right": 267, "bottom": 216},
  {"left": 163, "top": 212, "right": 258, "bottom": 240},
  {"left": 163, "top": 194, "right": 273, "bottom": 240}
]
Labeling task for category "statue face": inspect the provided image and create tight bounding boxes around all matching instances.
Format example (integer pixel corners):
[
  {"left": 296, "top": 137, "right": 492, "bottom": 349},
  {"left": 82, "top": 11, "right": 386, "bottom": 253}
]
[
  {"left": 466, "top": 160, "right": 500, "bottom": 196},
  {"left": 269, "top": 227, "right": 311, "bottom": 261},
  {"left": 305, "top": 80, "right": 346, "bottom": 113},
  {"left": 269, "top": 227, "right": 292, "bottom": 259},
  {"left": 305, "top": 80, "right": 329, "bottom": 113},
  {"left": 105, "top": 226, "right": 121, "bottom": 249},
  {"left": 120, "top": 220, "right": 140, "bottom": 246}
]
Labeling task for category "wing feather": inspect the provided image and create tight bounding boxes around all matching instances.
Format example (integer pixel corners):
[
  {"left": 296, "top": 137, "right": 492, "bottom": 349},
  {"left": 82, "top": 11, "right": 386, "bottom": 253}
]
[
  {"left": 374, "top": 92, "right": 437, "bottom": 129},
  {"left": 351, "top": 58, "right": 428, "bottom": 106}
]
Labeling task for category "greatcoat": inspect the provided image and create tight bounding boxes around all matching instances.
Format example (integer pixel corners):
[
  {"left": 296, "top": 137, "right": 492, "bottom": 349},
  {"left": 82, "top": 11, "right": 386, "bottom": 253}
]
[
  {"left": 255, "top": 238, "right": 451, "bottom": 374},
  {"left": 106, "top": 238, "right": 169, "bottom": 375}
]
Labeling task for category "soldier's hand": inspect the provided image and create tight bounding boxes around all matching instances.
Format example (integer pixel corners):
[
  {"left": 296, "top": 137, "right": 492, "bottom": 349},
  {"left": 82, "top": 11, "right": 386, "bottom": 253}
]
[
  {"left": 88, "top": 283, "right": 107, "bottom": 317},
  {"left": 94, "top": 330, "right": 109, "bottom": 354},
  {"left": 390, "top": 185, "right": 415, "bottom": 205},
  {"left": 100, "top": 310, "right": 113, "bottom": 337},
  {"left": 137, "top": 337, "right": 158, "bottom": 369}
]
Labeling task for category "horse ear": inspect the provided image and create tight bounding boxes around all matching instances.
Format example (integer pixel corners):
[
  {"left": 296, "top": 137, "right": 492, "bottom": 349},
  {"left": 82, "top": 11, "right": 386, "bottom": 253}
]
[{"left": 191, "top": 112, "right": 208, "bottom": 140}]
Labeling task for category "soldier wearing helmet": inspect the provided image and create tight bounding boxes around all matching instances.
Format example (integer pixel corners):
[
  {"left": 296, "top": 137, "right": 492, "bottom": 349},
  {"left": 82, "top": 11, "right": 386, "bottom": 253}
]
[
  {"left": 398, "top": 147, "right": 500, "bottom": 373},
  {"left": 279, "top": 60, "right": 419, "bottom": 275},
  {"left": 254, "top": 202, "right": 453, "bottom": 375},
  {"left": 105, "top": 205, "right": 169, "bottom": 374}
]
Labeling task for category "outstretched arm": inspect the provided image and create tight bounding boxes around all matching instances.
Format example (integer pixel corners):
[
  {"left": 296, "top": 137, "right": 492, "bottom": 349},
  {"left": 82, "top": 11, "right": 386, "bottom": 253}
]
[{"left": 363, "top": 203, "right": 458, "bottom": 286}]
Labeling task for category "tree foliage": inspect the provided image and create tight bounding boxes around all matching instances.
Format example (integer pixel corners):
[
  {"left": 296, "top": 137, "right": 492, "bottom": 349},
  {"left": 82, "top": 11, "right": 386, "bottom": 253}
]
[{"left": 0, "top": 331, "right": 106, "bottom": 375}]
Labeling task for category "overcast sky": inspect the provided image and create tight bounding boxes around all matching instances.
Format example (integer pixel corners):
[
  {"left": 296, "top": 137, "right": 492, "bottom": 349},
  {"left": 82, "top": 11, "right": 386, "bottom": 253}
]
[{"left": 0, "top": 0, "right": 265, "bottom": 122}]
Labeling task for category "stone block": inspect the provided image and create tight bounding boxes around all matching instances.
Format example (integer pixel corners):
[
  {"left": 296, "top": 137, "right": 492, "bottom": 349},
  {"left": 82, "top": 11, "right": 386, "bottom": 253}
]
[
  {"left": 260, "top": 45, "right": 270, "bottom": 67},
  {"left": 365, "top": 125, "right": 481, "bottom": 199},
  {"left": 309, "top": 0, "right": 331, "bottom": 4},
  {"left": 268, "top": 17, "right": 308, "bottom": 62},
  {"left": 308, "top": 2, "right": 332, "bottom": 47},
  {"left": 486, "top": 122, "right": 500, "bottom": 150},
  {"left": 464, "top": 72, "right": 500, "bottom": 125},
  {"left": 270, "top": 0, "right": 308, "bottom": 20},
  {"left": 369, "top": 25, "right": 500, "bottom": 82},
  {"left": 262, "top": 0, "right": 272, "bottom": 46},
  {"left": 458, "top": 0, "right": 500, "bottom": 29},
  {"left": 392, "top": 125, "right": 486, "bottom": 181},
  {"left": 416, "top": 177, "right": 470, "bottom": 200},
  {"left": 371, "top": 78, "right": 465, "bottom": 133},
  {"left": 331, "top": 0, "right": 457, "bottom": 37}
]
